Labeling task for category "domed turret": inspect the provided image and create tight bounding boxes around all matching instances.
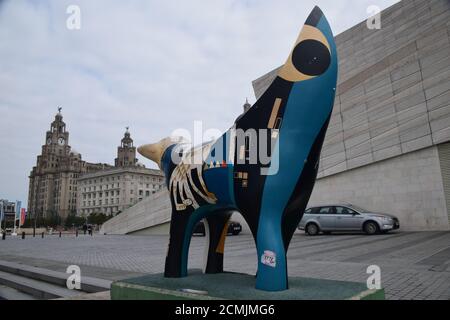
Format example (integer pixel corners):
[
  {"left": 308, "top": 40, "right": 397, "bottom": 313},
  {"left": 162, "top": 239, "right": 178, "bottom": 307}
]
[
  {"left": 115, "top": 127, "right": 138, "bottom": 167},
  {"left": 243, "top": 98, "right": 251, "bottom": 113}
]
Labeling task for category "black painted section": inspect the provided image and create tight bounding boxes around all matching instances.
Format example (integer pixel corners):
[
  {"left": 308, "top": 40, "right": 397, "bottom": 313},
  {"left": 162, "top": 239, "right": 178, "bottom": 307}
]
[
  {"left": 292, "top": 40, "right": 331, "bottom": 76},
  {"left": 305, "top": 6, "right": 323, "bottom": 27},
  {"left": 233, "top": 76, "right": 294, "bottom": 240},
  {"left": 280, "top": 114, "right": 332, "bottom": 250}
]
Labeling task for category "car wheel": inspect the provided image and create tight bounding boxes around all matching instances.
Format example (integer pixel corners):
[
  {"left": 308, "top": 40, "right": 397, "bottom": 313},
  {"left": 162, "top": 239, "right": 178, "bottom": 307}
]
[
  {"left": 306, "top": 223, "right": 319, "bottom": 236},
  {"left": 363, "top": 221, "right": 379, "bottom": 235}
]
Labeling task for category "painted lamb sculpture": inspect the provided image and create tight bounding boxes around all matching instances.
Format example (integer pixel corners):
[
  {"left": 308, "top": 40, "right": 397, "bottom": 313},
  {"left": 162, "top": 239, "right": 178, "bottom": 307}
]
[{"left": 138, "top": 6, "right": 337, "bottom": 291}]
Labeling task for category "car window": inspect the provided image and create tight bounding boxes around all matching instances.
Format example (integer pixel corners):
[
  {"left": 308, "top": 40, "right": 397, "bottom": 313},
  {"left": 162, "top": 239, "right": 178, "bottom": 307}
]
[
  {"left": 305, "top": 208, "right": 312, "bottom": 214},
  {"left": 347, "top": 205, "right": 367, "bottom": 212},
  {"left": 318, "top": 207, "right": 333, "bottom": 214},
  {"left": 335, "top": 206, "right": 357, "bottom": 215}
]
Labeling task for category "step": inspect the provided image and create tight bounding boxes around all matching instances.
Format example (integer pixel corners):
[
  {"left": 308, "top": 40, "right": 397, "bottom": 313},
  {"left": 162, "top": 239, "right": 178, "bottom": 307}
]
[
  {"left": 0, "top": 260, "right": 111, "bottom": 293},
  {"left": 0, "top": 270, "right": 82, "bottom": 299},
  {"left": 0, "top": 284, "right": 37, "bottom": 300}
]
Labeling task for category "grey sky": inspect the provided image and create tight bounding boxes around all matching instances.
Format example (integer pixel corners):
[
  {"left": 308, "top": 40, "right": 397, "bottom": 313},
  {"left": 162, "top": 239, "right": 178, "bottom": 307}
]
[{"left": 0, "top": 0, "right": 399, "bottom": 207}]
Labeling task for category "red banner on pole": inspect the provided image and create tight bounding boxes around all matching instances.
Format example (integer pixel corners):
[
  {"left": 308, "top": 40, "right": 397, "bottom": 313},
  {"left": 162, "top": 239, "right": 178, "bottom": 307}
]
[{"left": 20, "top": 208, "right": 26, "bottom": 226}]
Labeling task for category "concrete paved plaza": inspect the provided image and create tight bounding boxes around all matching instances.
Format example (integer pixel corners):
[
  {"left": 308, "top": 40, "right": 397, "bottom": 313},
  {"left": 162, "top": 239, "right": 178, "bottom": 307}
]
[{"left": 0, "top": 231, "right": 449, "bottom": 300}]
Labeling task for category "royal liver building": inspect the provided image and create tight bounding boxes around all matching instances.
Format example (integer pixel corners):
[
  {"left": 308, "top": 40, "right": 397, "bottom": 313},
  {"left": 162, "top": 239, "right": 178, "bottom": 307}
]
[{"left": 27, "top": 110, "right": 110, "bottom": 220}]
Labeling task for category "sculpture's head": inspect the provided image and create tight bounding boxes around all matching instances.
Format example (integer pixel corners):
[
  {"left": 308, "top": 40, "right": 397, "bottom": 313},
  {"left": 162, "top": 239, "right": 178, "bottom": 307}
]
[
  {"left": 278, "top": 6, "right": 336, "bottom": 84},
  {"left": 138, "top": 136, "right": 186, "bottom": 169}
]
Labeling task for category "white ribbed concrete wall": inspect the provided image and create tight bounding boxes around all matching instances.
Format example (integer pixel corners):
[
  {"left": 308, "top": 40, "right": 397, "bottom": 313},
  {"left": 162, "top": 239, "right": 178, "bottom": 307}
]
[
  {"left": 309, "top": 145, "right": 450, "bottom": 230},
  {"left": 99, "top": 189, "right": 171, "bottom": 235}
]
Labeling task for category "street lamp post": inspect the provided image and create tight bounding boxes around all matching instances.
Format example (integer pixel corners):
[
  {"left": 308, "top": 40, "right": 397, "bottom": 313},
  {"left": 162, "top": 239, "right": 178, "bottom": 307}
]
[{"left": 1, "top": 200, "right": 5, "bottom": 240}]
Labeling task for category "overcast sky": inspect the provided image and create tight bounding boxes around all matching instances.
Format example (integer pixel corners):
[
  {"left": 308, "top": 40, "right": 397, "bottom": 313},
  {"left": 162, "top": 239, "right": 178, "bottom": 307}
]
[{"left": 0, "top": 0, "right": 399, "bottom": 207}]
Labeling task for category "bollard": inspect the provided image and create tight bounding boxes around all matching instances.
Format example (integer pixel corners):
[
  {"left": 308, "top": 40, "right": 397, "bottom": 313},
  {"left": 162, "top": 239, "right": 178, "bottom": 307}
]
[
  {"left": 59, "top": 231, "right": 62, "bottom": 238},
  {"left": 41, "top": 232, "right": 44, "bottom": 238},
  {"left": 2, "top": 232, "right": 5, "bottom": 240},
  {"left": 76, "top": 230, "right": 78, "bottom": 237},
  {"left": 22, "top": 232, "right": 25, "bottom": 239}
]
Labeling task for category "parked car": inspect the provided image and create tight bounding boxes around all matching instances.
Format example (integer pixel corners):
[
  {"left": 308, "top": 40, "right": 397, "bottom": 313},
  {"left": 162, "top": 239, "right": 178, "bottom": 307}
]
[
  {"left": 193, "top": 220, "right": 242, "bottom": 236},
  {"left": 298, "top": 204, "right": 400, "bottom": 235}
]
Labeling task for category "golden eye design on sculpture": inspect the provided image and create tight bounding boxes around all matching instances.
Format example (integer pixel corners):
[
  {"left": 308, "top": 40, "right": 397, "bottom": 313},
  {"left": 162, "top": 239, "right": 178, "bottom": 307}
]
[{"left": 278, "top": 25, "right": 331, "bottom": 82}]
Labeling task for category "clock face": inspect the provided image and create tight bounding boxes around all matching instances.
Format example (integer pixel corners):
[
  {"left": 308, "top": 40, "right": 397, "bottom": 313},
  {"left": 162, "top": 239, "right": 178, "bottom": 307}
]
[
  {"left": 47, "top": 138, "right": 52, "bottom": 145},
  {"left": 58, "top": 137, "right": 65, "bottom": 145}
]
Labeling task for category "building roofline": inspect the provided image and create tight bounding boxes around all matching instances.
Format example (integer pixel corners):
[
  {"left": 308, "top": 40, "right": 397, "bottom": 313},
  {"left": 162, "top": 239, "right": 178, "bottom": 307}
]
[{"left": 78, "top": 166, "right": 163, "bottom": 180}]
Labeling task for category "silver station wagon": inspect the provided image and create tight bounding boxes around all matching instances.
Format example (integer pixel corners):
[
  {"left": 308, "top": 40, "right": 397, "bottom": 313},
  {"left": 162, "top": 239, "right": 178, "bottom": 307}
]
[{"left": 298, "top": 204, "right": 400, "bottom": 235}]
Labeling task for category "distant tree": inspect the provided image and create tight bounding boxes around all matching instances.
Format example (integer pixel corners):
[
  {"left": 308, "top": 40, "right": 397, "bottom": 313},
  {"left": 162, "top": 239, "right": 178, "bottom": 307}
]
[
  {"left": 44, "top": 210, "right": 61, "bottom": 228},
  {"left": 64, "top": 214, "right": 85, "bottom": 228},
  {"left": 87, "top": 212, "right": 110, "bottom": 225},
  {"left": 22, "top": 216, "right": 33, "bottom": 228}
]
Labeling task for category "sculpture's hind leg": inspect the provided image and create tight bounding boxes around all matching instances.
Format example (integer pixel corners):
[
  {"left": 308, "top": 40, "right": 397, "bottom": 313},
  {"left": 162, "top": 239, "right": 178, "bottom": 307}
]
[{"left": 203, "top": 212, "right": 232, "bottom": 274}]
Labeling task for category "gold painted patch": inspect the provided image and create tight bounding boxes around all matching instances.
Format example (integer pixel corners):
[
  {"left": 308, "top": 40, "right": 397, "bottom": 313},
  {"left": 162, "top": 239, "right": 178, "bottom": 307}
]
[
  {"left": 268, "top": 98, "right": 282, "bottom": 129},
  {"left": 278, "top": 25, "right": 330, "bottom": 82},
  {"left": 216, "top": 221, "right": 229, "bottom": 254}
]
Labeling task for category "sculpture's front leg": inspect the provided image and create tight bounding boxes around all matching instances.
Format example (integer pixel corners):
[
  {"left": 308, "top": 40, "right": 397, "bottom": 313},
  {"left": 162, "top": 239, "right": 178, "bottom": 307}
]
[
  {"left": 164, "top": 210, "right": 191, "bottom": 278},
  {"left": 255, "top": 213, "right": 288, "bottom": 291}
]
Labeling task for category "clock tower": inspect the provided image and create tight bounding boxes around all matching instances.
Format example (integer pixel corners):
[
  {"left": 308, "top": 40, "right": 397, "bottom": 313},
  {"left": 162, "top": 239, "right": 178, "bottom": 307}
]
[
  {"left": 45, "top": 108, "right": 69, "bottom": 152},
  {"left": 28, "top": 108, "right": 110, "bottom": 221}
]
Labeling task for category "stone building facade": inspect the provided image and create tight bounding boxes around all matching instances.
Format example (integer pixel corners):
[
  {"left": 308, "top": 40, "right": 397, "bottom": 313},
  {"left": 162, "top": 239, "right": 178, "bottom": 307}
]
[
  {"left": 252, "top": 0, "right": 450, "bottom": 230},
  {"left": 0, "top": 200, "right": 17, "bottom": 226},
  {"left": 27, "top": 110, "right": 111, "bottom": 220},
  {"left": 76, "top": 130, "right": 165, "bottom": 216}
]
